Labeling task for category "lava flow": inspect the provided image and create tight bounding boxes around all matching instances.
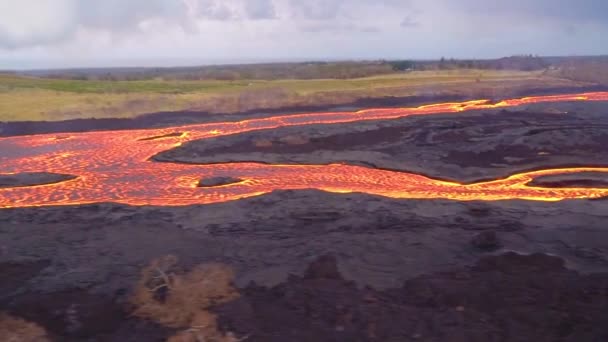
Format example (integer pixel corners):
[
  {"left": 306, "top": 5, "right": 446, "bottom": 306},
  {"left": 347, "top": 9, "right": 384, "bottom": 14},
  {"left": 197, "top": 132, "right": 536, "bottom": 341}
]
[{"left": 2, "top": 91, "right": 608, "bottom": 208}]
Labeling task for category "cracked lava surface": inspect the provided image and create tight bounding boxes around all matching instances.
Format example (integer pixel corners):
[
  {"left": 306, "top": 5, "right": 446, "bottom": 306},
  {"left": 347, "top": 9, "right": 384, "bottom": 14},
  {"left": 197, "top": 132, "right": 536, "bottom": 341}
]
[{"left": 2, "top": 92, "right": 608, "bottom": 208}]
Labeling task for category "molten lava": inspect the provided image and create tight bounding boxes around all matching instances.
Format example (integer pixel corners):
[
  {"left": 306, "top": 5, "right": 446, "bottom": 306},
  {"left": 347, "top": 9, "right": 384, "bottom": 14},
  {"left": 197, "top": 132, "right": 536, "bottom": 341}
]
[{"left": 2, "top": 92, "right": 608, "bottom": 208}]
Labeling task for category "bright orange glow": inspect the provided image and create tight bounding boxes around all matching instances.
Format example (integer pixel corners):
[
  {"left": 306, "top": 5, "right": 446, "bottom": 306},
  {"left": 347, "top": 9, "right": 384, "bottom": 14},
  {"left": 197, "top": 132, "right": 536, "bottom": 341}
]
[{"left": 1, "top": 92, "right": 608, "bottom": 208}]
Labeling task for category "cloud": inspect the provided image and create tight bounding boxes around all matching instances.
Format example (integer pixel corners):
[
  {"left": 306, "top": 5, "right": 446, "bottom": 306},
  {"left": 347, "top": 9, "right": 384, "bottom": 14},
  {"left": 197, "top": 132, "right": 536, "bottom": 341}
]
[
  {"left": 0, "top": 0, "right": 198, "bottom": 49},
  {"left": 0, "top": 0, "right": 282, "bottom": 49},
  {"left": 443, "top": 0, "right": 608, "bottom": 23},
  {"left": 79, "top": 0, "right": 190, "bottom": 30},
  {"left": 288, "top": 0, "right": 413, "bottom": 21},
  {"left": 288, "top": 0, "right": 414, "bottom": 33},
  {"left": 288, "top": 0, "right": 344, "bottom": 20},
  {"left": 301, "top": 23, "right": 380, "bottom": 34},
  {"left": 1, "top": 0, "right": 608, "bottom": 63},
  {"left": 244, "top": 0, "right": 277, "bottom": 20},
  {"left": 400, "top": 15, "right": 419, "bottom": 28},
  {"left": 193, "top": 0, "right": 237, "bottom": 20},
  {"left": 0, "top": 0, "right": 419, "bottom": 48},
  {"left": 0, "top": 0, "right": 77, "bottom": 48}
]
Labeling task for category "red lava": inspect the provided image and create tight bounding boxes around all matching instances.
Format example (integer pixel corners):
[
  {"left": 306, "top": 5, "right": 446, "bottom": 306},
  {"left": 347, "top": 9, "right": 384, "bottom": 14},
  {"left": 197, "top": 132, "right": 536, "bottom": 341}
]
[{"left": 2, "top": 92, "right": 608, "bottom": 208}]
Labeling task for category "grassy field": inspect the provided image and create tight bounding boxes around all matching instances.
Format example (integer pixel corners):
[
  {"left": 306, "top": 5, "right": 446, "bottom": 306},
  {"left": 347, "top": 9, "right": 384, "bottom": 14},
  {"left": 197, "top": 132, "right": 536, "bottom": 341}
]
[{"left": 0, "top": 69, "right": 569, "bottom": 121}]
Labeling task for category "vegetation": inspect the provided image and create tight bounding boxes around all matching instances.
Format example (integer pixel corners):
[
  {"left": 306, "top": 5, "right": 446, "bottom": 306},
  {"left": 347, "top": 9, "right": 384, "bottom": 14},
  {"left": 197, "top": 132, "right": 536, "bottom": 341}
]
[
  {"left": 0, "top": 313, "right": 49, "bottom": 342},
  {"left": 27, "top": 61, "right": 397, "bottom": 81},
  {"left": 388, "top": 60, "right": 415, "bottom": 71},
  {"left": 130, "top": 255, "right": 243, "bottom": 342},
  {"left": 20, "top": 57, "right": 553, "bottom": 81},
  {"left": 549, "top": 56, "right": 608, "bottom": 85},
  {"left": 0, "top": 69, "right": 552, "bottom": 121},
  {"left": 3, "top": 56, "right": 603, "bottom": 122},
  {"left": 419, "top": 55, "right": 550, "bottom": 71}
]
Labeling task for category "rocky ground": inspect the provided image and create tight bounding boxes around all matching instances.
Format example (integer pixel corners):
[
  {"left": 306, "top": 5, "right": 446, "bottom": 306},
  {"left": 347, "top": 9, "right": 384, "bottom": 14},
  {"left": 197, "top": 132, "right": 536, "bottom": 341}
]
[
  {"left": 530, "top": 172, "right": 608, "bottom": 188},
  {"left": 154, "top": 101, "right": 608, "bottom": 182},
  {"left": 217, "top": 253, "right": 608, "bottom": 342},
  {"left": 2, "top": 99, "right": 608, "bottom": 341},
  {"left": 0, "top": 173, "right": 76, "bottom": 189}
]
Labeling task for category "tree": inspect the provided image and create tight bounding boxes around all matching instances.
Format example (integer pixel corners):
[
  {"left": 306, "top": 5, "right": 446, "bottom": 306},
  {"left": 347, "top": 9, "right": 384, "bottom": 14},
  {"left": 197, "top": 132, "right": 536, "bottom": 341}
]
[
  {"left": 389, "top": 60, "right": 415, "bottom": 71},
  {"left": 439, "top": 57, "right": 446, "bottom": 70}
]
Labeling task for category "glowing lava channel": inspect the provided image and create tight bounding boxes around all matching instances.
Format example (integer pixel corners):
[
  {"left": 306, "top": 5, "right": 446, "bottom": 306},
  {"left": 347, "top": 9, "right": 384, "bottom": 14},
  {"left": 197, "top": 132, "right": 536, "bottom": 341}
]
[{"left": 2, "top": 92, "right": 608, "bottom": 208}]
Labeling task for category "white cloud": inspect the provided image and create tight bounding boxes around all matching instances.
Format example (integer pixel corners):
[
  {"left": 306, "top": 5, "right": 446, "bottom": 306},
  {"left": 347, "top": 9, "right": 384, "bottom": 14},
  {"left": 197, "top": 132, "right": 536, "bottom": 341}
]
[
  {"left": 244, "top": 0, "right": 277, "bottom": 19},
  {"left": 0, "top": 0, "right": 607, "bottom": 68},
  {"left": 0, "top": 0, "right": 283, "bottom": 49},
  {"left": 0, "top": 0, "right": 77, "bottom": 48}
]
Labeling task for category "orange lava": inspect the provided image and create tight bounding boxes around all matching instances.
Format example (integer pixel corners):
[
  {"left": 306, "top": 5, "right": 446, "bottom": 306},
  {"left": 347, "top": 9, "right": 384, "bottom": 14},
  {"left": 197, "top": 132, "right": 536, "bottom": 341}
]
[{"left": 2, "top": 92, "right": 608, "bottom": 208}]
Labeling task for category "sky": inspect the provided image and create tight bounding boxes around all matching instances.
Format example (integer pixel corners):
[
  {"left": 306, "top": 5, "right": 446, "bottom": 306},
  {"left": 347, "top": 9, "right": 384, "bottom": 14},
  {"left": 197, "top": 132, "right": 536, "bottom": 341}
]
[{"left": 0, "top": 0, "right": 607, "bottom": 69}]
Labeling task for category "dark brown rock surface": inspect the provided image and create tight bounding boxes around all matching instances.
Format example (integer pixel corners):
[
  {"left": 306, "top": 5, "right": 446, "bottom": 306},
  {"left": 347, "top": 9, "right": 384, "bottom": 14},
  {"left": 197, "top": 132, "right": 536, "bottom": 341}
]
[{"left": 0, "top": 172, "right": 76, "bottom": 188}]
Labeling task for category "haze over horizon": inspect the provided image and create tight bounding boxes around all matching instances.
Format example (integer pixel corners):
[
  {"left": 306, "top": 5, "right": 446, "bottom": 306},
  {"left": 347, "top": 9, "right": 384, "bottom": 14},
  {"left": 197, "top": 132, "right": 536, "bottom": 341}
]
[{"left": 1, "top": 0, "right": 607, "bottom": 69}]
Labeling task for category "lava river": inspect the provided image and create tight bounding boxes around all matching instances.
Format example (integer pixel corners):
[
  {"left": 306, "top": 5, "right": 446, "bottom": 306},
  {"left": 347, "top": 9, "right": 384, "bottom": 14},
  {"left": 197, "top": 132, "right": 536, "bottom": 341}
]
[{"left": 2, "top": 92, "right": 608, "bottom": 208}]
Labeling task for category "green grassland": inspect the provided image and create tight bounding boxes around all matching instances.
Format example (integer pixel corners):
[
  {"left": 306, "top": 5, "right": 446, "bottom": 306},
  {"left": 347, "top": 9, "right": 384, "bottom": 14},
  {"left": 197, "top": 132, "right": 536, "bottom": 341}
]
[{"left": 0, "top": 69, "right": 573, "bottom": 122}]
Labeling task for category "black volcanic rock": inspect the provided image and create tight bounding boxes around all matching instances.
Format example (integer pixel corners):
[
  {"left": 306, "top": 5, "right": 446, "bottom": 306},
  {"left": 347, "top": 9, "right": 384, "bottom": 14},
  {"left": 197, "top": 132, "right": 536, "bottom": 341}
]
[
  {"left": 197, "top": 176, "right": 242, "bottom": 187},
  {"left": 528, "top": 172, "right": 608, "bottom": 189},
  {"left": 216, "top": 252, "right": 608, "bottom": 342},
  {"left": 303, "top": 254, "right": 342, "bottom": 280},
  {"left": 471, "top": 231, "right": 500, "bottom": 250},
  {"left": 153, "top": 100, "right": 608, "bottom": 183},
  {"left": 0, "top": 172, "right": 76, "bottom": 188}
]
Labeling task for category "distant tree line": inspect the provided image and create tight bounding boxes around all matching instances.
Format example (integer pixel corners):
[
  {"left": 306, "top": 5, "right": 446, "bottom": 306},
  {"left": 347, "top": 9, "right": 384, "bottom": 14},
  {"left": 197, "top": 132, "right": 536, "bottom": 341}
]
[
  {"left": 387, "top": 60, "right": 415, "bottom": 71},
  {"left": 23, "top": 55, "right": 564, "bottom": 82},
  {"left": 39, "top": 61, "right": 398, "bottom": 81},
  {"left": 552, "top": 56, "right": 608, "bottom": 85},
  {"left": 417, "top": 55, "right": 550, "bottom": 71}
]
